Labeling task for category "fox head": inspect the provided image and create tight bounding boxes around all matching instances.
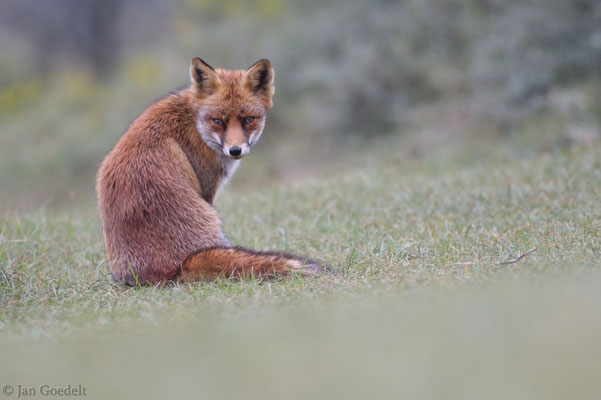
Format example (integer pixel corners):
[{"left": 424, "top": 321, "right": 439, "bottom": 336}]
[{"left": 190, "top": 58, "right": 275, "bottom": 159}]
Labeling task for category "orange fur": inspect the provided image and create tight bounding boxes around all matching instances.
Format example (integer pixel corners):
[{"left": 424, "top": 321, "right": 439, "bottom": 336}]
[
  {"left": 96, "top": 58, "right": 324, "bottom": 285},
  {"left": 178, "top": 247, "right": 322, "bottom": 282}
]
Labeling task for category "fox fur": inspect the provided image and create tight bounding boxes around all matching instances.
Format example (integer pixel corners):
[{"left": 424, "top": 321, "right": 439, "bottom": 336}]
[{"left": 96, "top": 58, "right": 323, "bottom": 285}]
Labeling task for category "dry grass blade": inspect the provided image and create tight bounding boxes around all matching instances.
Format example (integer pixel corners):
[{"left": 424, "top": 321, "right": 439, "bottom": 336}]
[{"left": 496, "top": 247, "right": 538, "bottom": 266}]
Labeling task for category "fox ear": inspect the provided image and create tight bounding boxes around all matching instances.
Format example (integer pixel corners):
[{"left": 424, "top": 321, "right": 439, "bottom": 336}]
[
  {"left": 243, "top": 59, "right": 275, "bottom": 109},
  {"left": 190, "top": 57, "right": 220, "bottom": 95}
]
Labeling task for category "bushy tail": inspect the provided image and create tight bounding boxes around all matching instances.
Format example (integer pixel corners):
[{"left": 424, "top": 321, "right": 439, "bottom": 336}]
[{"left": 176, "top": 246, "right": 326, "bottom": 282}]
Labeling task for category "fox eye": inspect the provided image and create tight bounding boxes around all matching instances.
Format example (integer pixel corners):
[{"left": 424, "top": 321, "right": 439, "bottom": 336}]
[
  {"left": 245, "top": 116, "right": 255, "bottom": 124},
  {"left": 213, "top": 118, "right": 224, "bottom": 126}
]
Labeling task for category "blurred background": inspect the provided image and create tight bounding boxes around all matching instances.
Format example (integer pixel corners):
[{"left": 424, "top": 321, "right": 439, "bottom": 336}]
[{"left": 0, "top": 0, "right": 600, "bottom": 211}]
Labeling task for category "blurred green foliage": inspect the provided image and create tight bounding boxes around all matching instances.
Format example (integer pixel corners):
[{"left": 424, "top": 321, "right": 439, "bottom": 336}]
[
  {"left": 0, "top": 0, "right": 600, "bottom": 210},
  {"left": 0, "top": 80, "right": 43, "bottom": 116}
]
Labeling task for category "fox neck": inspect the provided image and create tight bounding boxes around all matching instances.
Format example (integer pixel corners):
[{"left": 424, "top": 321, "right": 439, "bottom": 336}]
[
  {"left": 215, "top": 155, "right": 240, "bottom": 198},
  {"left": 195, "top": 121, "right": 242, "bottom": 200},
  {"left": 150, "top": 91, "right": 234, "bottom": 203}
]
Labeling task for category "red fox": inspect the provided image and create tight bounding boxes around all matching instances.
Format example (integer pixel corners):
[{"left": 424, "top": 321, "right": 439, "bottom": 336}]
[{"left": 96, "top": 58, "right": 324, "bottom": 285}]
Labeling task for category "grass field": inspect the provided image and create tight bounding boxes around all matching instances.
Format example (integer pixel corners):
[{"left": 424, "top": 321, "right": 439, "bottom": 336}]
[{"left": 1, "top": 138, "right": 601, "bottom": 399}]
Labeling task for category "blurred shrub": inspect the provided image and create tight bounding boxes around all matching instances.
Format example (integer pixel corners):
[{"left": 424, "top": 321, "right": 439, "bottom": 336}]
[
  {"left": 469, "top": 0, "right": 601, "bottom": 121},
  {"left": 175, "top": 0, "right": 601, "bottom": 134},
  {"left": 0, "top": 0, "right": 600, "bottom": 208},
  {"left": 0, "top": 79, "right": 42, "bottom": 116},
  {"left": 1, "top": 0, "right": 599, "bottom": 133}
]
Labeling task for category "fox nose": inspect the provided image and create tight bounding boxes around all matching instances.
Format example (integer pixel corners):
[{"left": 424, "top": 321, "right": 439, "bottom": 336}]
[{"left": 229, "top": 146, "right": 242, "bottom": 157}]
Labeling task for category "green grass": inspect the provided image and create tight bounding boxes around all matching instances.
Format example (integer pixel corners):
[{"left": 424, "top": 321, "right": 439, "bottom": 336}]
[{"left": 1, "top": 142, "right": 601, "bottom": 399}]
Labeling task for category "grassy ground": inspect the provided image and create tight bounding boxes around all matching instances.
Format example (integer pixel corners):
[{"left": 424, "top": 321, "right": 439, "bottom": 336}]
[{"left": 1, "top": 139, "right": 601, "bottom": 399}]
